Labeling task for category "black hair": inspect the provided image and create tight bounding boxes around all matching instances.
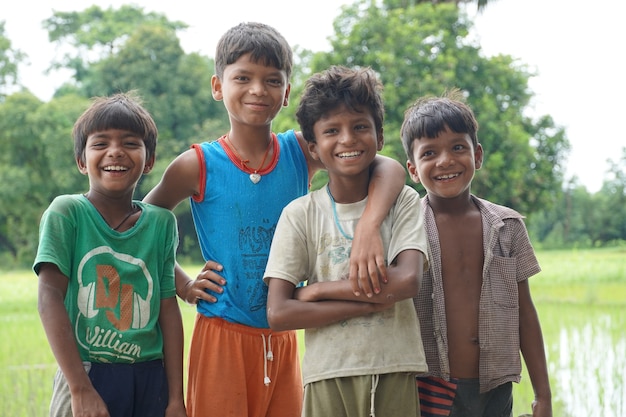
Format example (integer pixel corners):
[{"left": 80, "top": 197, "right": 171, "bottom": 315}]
[
  {"left": 296, "top": 66, "right": 384, "bottom": 144},
  {"left": 214, "top": 22, "right": 293, "bottom": 80},
  {"left": 73, "top": 91, "right": 157, "bottom": 162},
  {"left": 401, "top": 89, "right": 478, "bottom": 162}
]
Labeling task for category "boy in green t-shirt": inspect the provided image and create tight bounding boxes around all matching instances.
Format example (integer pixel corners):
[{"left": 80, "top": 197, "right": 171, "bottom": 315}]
[{"left": 34, "top": 92, "right": 186, "bottom": 417}]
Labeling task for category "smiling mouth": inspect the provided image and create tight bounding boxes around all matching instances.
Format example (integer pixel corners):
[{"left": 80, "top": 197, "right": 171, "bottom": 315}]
[
  {"left": 337, "top": 151, "right": 362, "bottom": 159},
  {"left": 103, "top": 165, "right": 128, "bottom": 172},
  {"left": 436, "top": 173, "right": 460, "bottom": 180}
]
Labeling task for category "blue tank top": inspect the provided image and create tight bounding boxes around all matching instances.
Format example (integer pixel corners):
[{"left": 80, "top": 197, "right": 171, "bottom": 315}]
[{"left": 190, "top": 130, "right": 308, "bottom": 328}]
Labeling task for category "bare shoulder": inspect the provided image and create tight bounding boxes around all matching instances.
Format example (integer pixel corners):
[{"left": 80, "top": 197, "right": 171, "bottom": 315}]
[
  {"left": 294, "top": 130, "right": 324, "bottom": 176},
  {"left": 144, "top": 148, "right": 201, "bottom": 210}
]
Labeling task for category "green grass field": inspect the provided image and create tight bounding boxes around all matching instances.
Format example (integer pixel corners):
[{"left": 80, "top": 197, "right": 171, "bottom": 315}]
[{"left": 1, "top": 246, "right": 624, "bottom": 416}]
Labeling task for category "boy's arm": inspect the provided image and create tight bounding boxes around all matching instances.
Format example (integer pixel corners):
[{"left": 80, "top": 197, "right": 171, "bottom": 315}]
[
  {"left": 37, "top": 263, "right": 110, "bottom": 417},
  {"left": 159, "top": 296, "right": 187, "bottom": 417},
  {"left": 144, "top": 149, "right": 225, "bottom": 304},
  {"left": 266, "top": 279, "right": 391, "bottom": 332},
  {"left": 143, "top": 149, "right": 200, "bottom": 210},
  {"left": 351, "top": 155, "right": 406, "bottom": 297},
  {"left": 518, "top": 280, "right": 552, "bottom": 417},
  {"left": 298, "top": 249, "right": 423, "bottom": 304},
  {"left": 296, "top": 130, "right": 404, "bottom": 298}
]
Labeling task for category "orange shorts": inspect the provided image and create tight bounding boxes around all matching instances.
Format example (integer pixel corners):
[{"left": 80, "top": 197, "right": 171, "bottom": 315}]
[{"left": 186, "top": 315, "right": 303, "bottom": 417}]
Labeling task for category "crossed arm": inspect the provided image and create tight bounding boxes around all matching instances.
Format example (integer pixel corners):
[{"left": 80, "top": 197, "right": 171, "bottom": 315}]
[{"left": 266, "top": 249, "right": 423, "bottom": 332}]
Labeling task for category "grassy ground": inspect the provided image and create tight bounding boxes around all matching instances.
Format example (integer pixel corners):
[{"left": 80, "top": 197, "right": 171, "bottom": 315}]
[{"left": 1, "top": 246, "right": 624, "bottom": 416}]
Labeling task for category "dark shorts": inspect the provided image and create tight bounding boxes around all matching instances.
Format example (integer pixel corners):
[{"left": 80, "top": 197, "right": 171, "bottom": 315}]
[
  {"left": 417, "top": 377, "right": 512, "bottom": 417},
  {"left": 88, "top": 359, "right": 169, "bottom": 417},
  {"left": 450, "top": 379, "right": 512, "bottom": 417},
  {"left": 50, "top": 360, "right": 168, "bottom": 417}
]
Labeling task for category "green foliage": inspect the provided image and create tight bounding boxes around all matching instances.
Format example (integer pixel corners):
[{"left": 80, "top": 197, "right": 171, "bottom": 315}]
[
  {"left": 0, "top": 2, "right": 622, "bottom": 263},
  {"left": 528, "top": 148, "right": 626, "bottom": 248},
  {"left": 0, "top": 92, "right": 89, "bottom": 264},
  {"left": 0, "top": 21, "right": 26, "bottom": 98},
  {"left": 43, "top": 5, "right": 187, "bottom": 80},
  {"left": 292, "top": 1, "right": 569, "bottom": 215}
]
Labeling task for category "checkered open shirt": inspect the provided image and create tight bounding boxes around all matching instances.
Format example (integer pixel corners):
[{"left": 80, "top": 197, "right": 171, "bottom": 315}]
[{"left": 414, "top": 195, "right": 541, "bottom": 393}]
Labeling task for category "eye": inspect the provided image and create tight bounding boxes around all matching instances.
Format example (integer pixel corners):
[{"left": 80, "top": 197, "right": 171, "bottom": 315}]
[
  {"left": 91, "top": 142, "right": 107, "bottom": 149},
  {"left": 453, "top": 144, "right": 466, "bottom": 151},
  {"left": 267, "top": 78, "right": 283, "bottom": 87}
]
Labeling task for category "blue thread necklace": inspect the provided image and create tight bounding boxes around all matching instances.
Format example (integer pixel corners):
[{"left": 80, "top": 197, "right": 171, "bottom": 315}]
[{"left": 326, "top": 185, "right": 353, "bottom": 241}]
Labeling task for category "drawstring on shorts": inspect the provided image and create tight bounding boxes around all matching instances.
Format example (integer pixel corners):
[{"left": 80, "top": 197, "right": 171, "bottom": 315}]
[
  {"left": 261, "top": 333, "right": 273, "bottom": 386},
  {"left": 369, "top": 374, "right": 380, "bottom": 417}
]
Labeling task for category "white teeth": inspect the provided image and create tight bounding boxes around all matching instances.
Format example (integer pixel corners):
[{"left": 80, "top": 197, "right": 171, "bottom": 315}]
[
  {"left": 103, "top": 165, "right": 127, "bottom": 171},
  {"left": 338, "top": 151, "right": 361, "bottom": 158},
  {"left": 437, "top": 173, "right": 458, "bottom": 180}
]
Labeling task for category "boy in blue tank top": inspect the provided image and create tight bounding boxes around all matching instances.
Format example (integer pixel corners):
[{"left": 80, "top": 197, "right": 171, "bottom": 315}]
[
  {"left": 144, "top": 22, "right": 406, "bottom": 417},
  {"left": 34, "top": 92, "right": 186, "bottom": 417}
]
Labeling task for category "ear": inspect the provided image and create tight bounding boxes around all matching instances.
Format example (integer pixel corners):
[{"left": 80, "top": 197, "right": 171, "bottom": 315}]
[
  {"left": 283, "top": 83, "right": 291, "bottom": 107},
  {"left": 211, "top": 75, "right": 223, "bottom": 101},
  {"left": 376, "top": 128, "right": 384, "bottom": 151},
  {"left": 307, "top": 141, "right": 320, "bottom": 160},
  {"left": 474, "top": 143, "right": 484, "bottom": 170},
  {"left": 406, "top": 160, "right": 420, "bottom": 184},
  {"left": 76, "top": 156, "right": 88, "bottom": 175},
  {"left": 143, "top": 153, "right": 156, "bottom": 174}
]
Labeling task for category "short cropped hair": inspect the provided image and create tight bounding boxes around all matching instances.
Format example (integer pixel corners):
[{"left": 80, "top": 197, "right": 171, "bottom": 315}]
[
  {"left": 214, "top": 22, "right": 293, "bottom": 80},
  {"left": 72, "top": 91, "right": 158, "bottom": 163},
  {"left": 296, "top": 66, "right": 384, "bottom": 144},
  {"left": 401, "top": 89, "right": 479, "bottom": 163}
]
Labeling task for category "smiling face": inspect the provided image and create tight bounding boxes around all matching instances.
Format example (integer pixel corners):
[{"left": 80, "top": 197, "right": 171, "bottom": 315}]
[
  {"left": 308, "top": 104, "right": 383, "bottom": 192},
  {"left": 407, "top": 126, "right": 483, "bottom": 201},
  {"left": 211, "top": 53, "right": 290, "bottom": 130},
  {"left": 77, "top": 128, "right": 154, "bottom": 198}
]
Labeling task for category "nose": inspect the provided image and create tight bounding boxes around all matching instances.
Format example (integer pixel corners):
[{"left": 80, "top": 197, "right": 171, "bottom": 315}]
[
  {"left": 338, "top": 131, "right": 357, "bottom": 146},
  {"left": 107, "top": 141, "right": 125, "bottom": 158},
  {"left": 435, "top": 150, "right": 455, "bottom": 168},
  {"left": 249, "top": 81, "right": 267, "bottom": 96}
]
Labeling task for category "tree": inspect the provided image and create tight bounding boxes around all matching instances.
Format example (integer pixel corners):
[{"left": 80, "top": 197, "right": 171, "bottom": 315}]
[
  {"left": 279, "top": 1, "right": 569, "bottom": 215},
  {"left": 43, "top": 5, "right": 187, "bottom": 89},
  {"left": 0, "top": 91, "right": 89, "bottom": 264},
  {"left": 384, "top": 0, "right": 497, "bottom": 11},
  {"left": 0, "top": 21, "right": 26, "bottom": 99}
]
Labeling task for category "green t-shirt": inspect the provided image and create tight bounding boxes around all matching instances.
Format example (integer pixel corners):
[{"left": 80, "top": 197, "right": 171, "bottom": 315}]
[{"left": 34, "top": 194, "right": 178, "bottom": 364}]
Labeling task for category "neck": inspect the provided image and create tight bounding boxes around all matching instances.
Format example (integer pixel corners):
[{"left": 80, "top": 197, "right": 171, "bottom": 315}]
[
  {"left": 326, "top": 175, "right": 370, "bottom": 204},
  {"left": 427, "top": 191, "right": 475, "bottom": 216},
  {"left": 227, "top": 126, "right": 274, "bottom": 153}
]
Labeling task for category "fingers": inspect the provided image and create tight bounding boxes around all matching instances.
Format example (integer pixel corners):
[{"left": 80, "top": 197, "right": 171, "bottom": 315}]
[
  {"left": 184, "top": 262, "right": 226, "bottom": 304},
  {"left": 201, "top": 260, "right": 223, "bottom": 272},
  {"left": 352, "top": 255, "right": 387, "bottom": 298},
  {"left": 348, "top": 264, "right": 362, "bottom": 296}
]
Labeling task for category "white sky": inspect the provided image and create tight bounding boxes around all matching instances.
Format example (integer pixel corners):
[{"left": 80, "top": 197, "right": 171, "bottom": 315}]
[{"left": 4, "top": 0, "right": 624, "bottom": 192}]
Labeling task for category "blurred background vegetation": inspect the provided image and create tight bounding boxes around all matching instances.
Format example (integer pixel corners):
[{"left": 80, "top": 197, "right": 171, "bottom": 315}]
[{"left": 1, "top": 0, "right": 624, "bottom": 267}]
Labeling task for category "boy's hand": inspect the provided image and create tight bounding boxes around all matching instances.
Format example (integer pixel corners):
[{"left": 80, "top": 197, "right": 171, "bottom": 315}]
[
  {"left": 70, "top": 386, "right": 110, "bottom": 416},
  {"left": 531, "top": 398, "right": 552, "bottom": 417},
  {"left": 180, "top": 261, "right": 225, "bottom": 304},
  {"left": 349, "top": 220, "right": 387, "bottom": 297},
  {"left": 164, "top": 400, "right": 187, "bottom": 417}
]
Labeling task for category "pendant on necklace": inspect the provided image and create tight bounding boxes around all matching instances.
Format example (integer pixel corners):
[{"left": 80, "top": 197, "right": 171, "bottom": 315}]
[{"left": 250, "top": 173, "right": 261, "bottom": 184}]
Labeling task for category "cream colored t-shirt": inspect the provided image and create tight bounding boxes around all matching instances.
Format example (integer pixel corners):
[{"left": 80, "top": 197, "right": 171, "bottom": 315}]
[{"left": 264, "top": 185, "right": 429, "bottom": 385}]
